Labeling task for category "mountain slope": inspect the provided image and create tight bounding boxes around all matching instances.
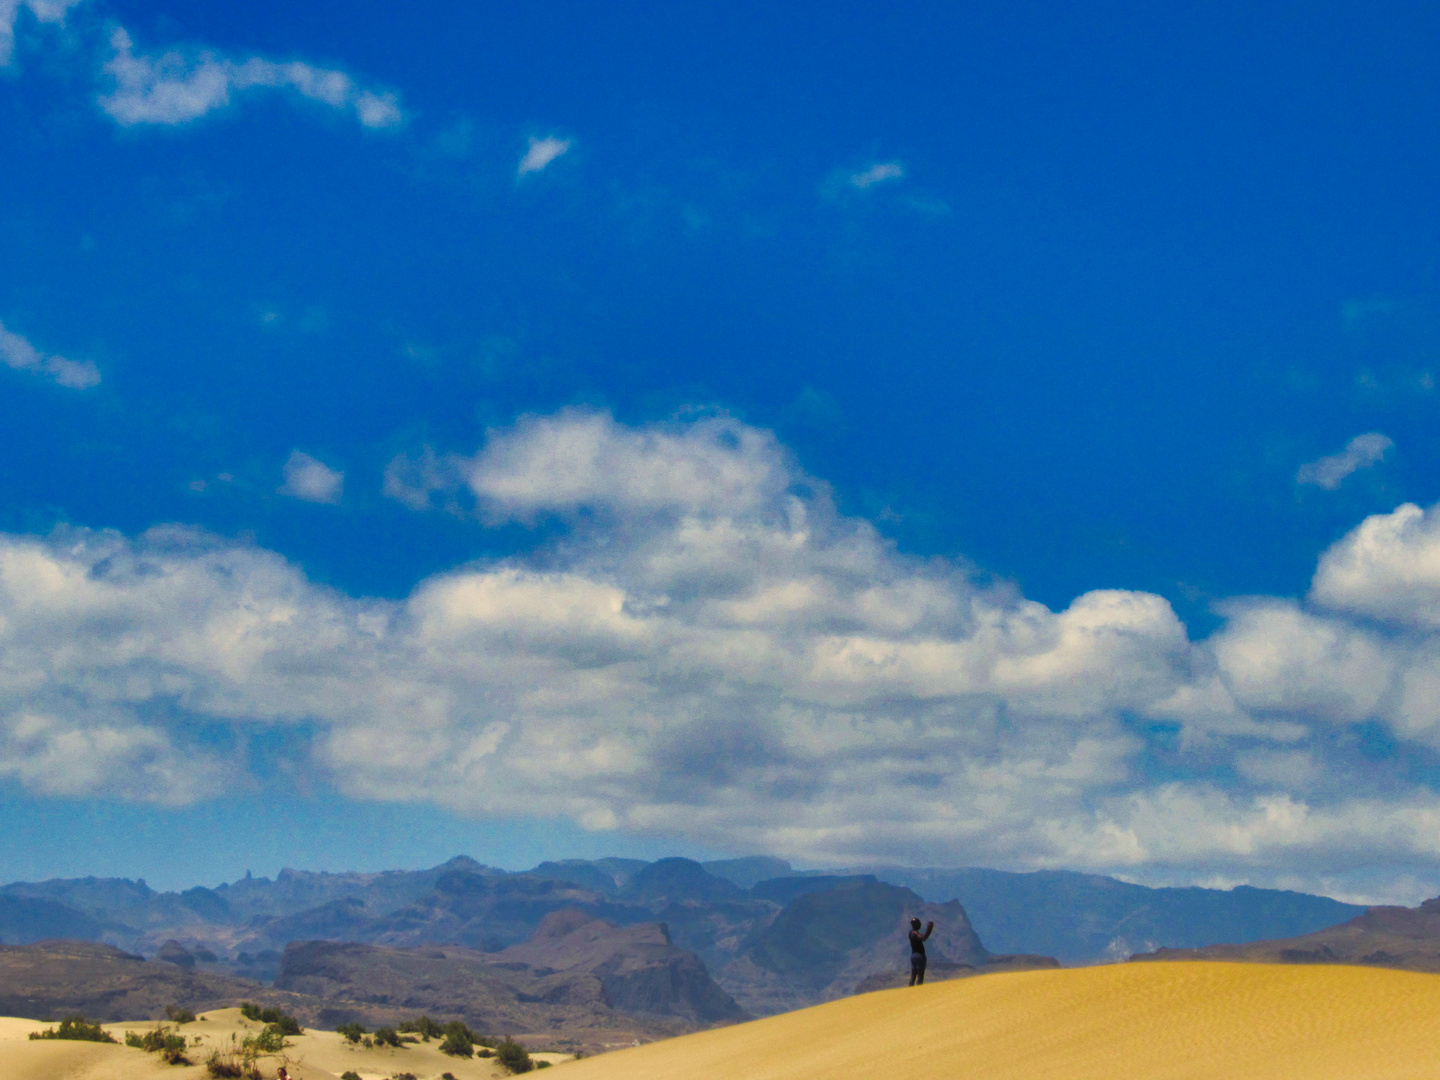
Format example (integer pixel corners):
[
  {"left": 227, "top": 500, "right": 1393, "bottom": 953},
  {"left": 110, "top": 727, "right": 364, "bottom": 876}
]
[
  {"left": 868, "top": 866, "right": 1365, "bottom": 963},
  {"left": 491, "top": 909, "right": 748, "bottom": 1023},
  {"left": 715, "top": 878, "right": 1021, "bottom": 1016},
  {"left": 1130, "top": 894, "right": 1440, "bottom": 971}
]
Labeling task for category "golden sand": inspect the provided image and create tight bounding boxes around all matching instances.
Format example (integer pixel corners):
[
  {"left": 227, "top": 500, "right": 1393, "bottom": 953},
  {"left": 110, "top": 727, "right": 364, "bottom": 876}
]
[
  {"left": 0, "top": 1007, "right": 570, "bottom": 1080},
  {"left": 560, "top": 961, "right": 1440, "bottom": 1080},
  {"left": 7, "top": 963, "right": 1440, "bottom": 1079}
]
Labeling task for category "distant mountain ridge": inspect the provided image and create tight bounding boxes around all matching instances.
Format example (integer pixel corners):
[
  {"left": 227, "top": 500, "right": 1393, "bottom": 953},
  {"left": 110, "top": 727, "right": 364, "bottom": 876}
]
[
  {"left": 1130, "top": 895, "right": 1440, "bottom": 972},
  {"left": 0, "top": 854, "right": 1368, "bottom": 1016}
]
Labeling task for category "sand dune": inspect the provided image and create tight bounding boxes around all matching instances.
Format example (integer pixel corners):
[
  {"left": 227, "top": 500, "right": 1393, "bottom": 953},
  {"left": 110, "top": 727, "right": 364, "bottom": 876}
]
[
  {"left": 561, "top": 961, "right": 1440, "bottom": 1080},
  {"left": 9, "top": 963, "right": 1440, "bottom": 1079},
  {"left": 0, "top": 1008, "right": 570, "bottom": 1080}
]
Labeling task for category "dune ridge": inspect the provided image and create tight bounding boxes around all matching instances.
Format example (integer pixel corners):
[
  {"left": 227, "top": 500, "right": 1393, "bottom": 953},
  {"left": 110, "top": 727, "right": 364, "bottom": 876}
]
[{"left": 559, "top": 961, "right": 1440, "bottom": 1080}]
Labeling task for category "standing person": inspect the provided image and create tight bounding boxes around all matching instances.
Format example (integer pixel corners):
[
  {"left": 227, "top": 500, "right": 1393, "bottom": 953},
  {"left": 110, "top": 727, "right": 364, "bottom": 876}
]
[{"left": 908, "top": 916, "right": 934, "bottom": 986}]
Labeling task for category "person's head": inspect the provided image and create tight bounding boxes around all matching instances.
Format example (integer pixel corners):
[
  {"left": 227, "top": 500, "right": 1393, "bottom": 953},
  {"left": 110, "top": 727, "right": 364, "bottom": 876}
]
[{"left": 910, "top": 917, "right": 922, "bottom": 930}]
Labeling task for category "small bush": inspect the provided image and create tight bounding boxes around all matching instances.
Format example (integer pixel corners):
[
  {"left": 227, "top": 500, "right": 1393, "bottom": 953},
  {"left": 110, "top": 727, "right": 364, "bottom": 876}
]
[
  {"left": 237, "top": 1002, "right": 302, "bottom": 1035},
  {"left": 204, "top": 1056, "right": 243, "bottom": 1078},
  {"left": 478, "top": 1047, "right": 494, "bottom": 1058},
  {"left": 399, "top": 1015, "right": 445, "bottom": 1040},
  {"left": 372, "top": 1026, "right": 403, "bottom": 1048},
  {"left": 537, "top": 1061, "right": 552, "bottom": 1069},
  {"left": 340, "top": 1073, "right": 361, "bottom": 1080},
  {"left": 242, "top": 1025, "right": 288, "bottom": 1054},
  {"left": 125, "top": 1025, "right": 191, "bottom": 1064},
  {"left": 29, "top": 1016, "right": 116, "bottom": 1043},
  {"left": 165, "top": 1006, "right": 197, "bottom": 1024},
  {"left": 439, "top": 1032, "right": 472, "bottom": 1057},
  {"left": 336, "top": 1022, "right": 366, "bottom": 1043},
  {"left": 393, "top": 1073, "right": 418, "bottom": 1080},
  {"left": 496, "top": 1037, "right": 533, "bottom": 1074},
  {"left": 442, "top": 1073, "right": 458, "bottom": 1080}
]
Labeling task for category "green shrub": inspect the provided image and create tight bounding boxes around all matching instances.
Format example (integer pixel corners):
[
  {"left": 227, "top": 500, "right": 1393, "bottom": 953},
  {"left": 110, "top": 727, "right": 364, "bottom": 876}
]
[
  {"left": 241, "top": 1025, "right": 287, "bottom": 1054},
  {"left": 442, "top": 1073, "right": 458, "bottom": 1080},
  {"left": 204, "top": 1057, "right": 243, "bottom": 1079},
  {"left": 372, "top": 1026, "right": 403, "bottom": 1048},
  {"left": 29, "top": 1016, "right": 116, "bottom": 1043},
  {"left": 165, "top": 1006, "right": 197, "bottom": 1024},
  {"left": 496, "top": 1037, "right": 533, "bottom": 1074},
  {"left": 399, "top": 1015, "right": 445, "bottom": 1039},
  {"left": 340, "top": 1073, "right": 361, "bottom": 1080},
  {"left": 393, "top": 1073, "right": 418, "bottom": 1080},
  {"left": 336, "top": 1022, "right": 366, "bottom": 1043},
  {"left": 237, "top": 1002, "right": 301, "bottom": 1035},
  {"left": 537, "top": 1061, "right": 552, "bottom": 1069},
  {"left": 438, "top": 1019, "right": 473, "bottom": 1058},
  {"left": 125, "top": 1024, "right": 191, "bottom": 1063}
]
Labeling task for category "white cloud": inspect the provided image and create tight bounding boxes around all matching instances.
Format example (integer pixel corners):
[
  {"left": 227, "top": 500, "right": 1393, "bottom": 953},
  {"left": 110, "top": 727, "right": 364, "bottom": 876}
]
[
  {"left": 19, "top": 411, "right": 1440, "bottom": 893},
  {"left": 849, "top": 162, "right": 905, "bottom": 189},
  {"left": 0, "top": 0, "right": 82, "bottom": 65},
  {"left": 1297, "top": 432, "right": 1393, "bottom": 489},
  {"left": 517, "top": 135, "right": 572, "bottom": 176},
  {"left": 0, "top": 318, "right": 101, "bottom": 388},
  {"left": 1311, "top": 502, "right": 1440, "bottom": 628},
  {"left": 99, "top": 27, "right": 404, "bottom": 129},
  {"left": 278, "top": 450, "right": 343, "bottom": 505}
]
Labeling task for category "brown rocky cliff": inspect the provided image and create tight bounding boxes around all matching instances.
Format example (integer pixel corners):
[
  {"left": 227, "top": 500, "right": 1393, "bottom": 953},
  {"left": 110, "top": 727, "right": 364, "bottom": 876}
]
[{"left": 492, "top": 909, "right": 748, "bottom": 1024}]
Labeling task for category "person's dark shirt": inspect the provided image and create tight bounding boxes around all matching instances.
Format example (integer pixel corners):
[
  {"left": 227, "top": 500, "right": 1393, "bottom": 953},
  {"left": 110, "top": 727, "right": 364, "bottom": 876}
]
[{"left": 909, "top": 929, "right": 927, "bottom": 958}]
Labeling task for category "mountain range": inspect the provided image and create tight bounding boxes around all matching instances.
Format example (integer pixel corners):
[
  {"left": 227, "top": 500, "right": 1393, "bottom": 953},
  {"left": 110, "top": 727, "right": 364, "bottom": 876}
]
[
  {"left": 0, "top": 854, "right": 1370, "bottom": 1028},
  {"left": 1131, "top": 895, "right": 1440, "bottom": 972}
]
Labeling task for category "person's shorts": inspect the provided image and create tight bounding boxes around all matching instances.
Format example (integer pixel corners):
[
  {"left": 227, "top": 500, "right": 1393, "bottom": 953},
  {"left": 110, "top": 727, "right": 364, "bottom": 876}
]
[{"left": 911, "top": 952, "right": 927, "bottom": 974}]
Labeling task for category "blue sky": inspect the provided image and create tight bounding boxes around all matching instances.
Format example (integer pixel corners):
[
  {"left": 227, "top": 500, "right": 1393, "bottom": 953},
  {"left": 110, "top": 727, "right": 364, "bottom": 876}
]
[{"left": 4, "top": 0, "right": 1440, "bottom": 901}]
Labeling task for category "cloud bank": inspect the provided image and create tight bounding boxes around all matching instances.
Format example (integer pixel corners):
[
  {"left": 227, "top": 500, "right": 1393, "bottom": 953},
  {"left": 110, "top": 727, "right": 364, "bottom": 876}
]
[
  {"left": 99, "top": 28, "right": 403, "bottom": 128},
  {"left": 0, "top": 318, "right": 100, "bottom": 388},
  {"left": 7, "top": 410, "right": 1440, "bottom": 894}
]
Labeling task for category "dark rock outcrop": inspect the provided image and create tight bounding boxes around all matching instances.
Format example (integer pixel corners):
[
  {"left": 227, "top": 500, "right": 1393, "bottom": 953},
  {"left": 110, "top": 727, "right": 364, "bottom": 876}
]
[
  {"left": 156, "top": 939, "right": 196, "bottom": 968},
  {"left": 715, "top": 878, "right": 1022, "bottom": 1016},
  {"left": 492, "top": 909, "right": 748, "bottom": 1024}
]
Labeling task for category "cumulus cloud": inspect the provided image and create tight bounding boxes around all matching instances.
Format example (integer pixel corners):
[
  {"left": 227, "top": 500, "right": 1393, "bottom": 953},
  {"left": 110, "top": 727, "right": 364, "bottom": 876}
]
[
  {"left": 1311, "top": 502, "right": 1440, "bottom": 628},
  {"left": 1297, "top": 432, "right": 1393, "bottom": 489},
  {"left": 517, "top": 135, "right": 571, "bottom": 176},
  {"left": 0, "top": 318, "right": 100, "bottom": 388},
  {"left": 17, "top": 410, "right": 1440, "bottom": 893},
  {"left": 99, "top": 27, "right": 404, "bottom": 128},
  {"left": 0, "top": 0, "right": 82, "bottom": 65},
  {"left": 278, "top": 450, "right": 343, "bottom": 505}
]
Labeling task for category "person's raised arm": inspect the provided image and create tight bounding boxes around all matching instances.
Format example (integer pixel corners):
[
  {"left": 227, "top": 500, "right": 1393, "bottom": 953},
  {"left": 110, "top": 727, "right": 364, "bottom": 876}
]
[{"left": 922, "top": 920, "right": 934, "bottom": 940}]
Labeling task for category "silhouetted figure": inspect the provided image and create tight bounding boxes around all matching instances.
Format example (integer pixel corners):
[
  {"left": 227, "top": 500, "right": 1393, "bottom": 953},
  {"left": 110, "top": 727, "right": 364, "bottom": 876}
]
[{"left": 909, "top": 916, "right": 934, "bottom": 985}]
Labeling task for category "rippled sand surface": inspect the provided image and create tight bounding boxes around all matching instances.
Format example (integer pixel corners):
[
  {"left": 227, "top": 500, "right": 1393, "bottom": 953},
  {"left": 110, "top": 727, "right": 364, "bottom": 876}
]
[{"left": 562, "top": 961, "right": 1440, "bottom": 1080}]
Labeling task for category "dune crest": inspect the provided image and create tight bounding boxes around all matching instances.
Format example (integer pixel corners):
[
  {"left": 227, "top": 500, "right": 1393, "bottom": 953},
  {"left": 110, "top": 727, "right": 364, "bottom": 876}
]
[{"left": 559, "top": 961, "right": 1440, "bottom": 1080}]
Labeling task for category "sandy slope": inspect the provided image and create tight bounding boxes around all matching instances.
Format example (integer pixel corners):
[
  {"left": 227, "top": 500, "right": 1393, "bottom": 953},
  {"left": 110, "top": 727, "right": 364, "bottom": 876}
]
[
  {"left": 559, "top": 961, "right": 1440, "bottom": 1080},
  {"left": 0, "top": 1008, "right": 570, "bottom": 1080}
]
